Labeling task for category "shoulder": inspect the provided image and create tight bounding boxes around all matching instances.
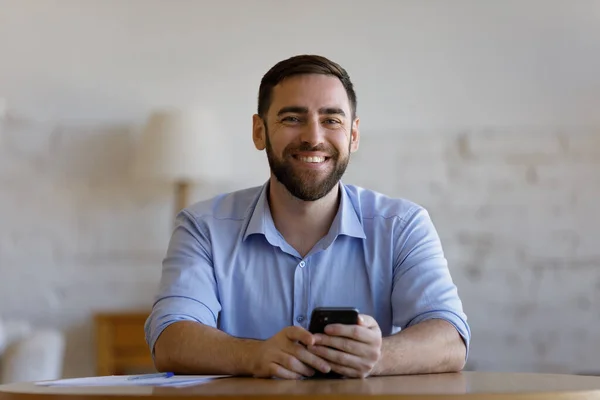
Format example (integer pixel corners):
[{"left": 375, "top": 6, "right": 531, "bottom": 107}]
[
  {"left": 180, "top": 185, "right": 263, "bottom": 225},
  {"left": 342, "top": 183, "right": 427, "bottom": 224}
]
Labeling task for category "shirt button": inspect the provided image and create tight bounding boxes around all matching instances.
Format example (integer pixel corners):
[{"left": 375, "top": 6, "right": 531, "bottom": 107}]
[
  {"left": 299, "top": 261, "right": 306, "bottom": 268},
  {"left": 296, "top": 315, "right": 305, "bottom": 323}
]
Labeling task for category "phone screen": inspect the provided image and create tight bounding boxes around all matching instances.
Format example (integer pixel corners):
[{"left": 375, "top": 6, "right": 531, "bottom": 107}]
[
  {"left": 308, "top": 307, "right": 359, "bottom": 334},
  {"left": 307, "top": 307, "right": 359, "bottom": 379}
]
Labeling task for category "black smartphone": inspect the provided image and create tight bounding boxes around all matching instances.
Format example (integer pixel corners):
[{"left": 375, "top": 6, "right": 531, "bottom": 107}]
[
  {"left": 307, "top": 307, "right": 360, "bottom": 379},
  {"left": 308, "top": 307, "right": 360, "bottom": 334}
]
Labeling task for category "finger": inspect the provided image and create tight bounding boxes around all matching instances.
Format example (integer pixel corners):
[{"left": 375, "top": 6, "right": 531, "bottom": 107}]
[
  {"left": 312, "top": 335, "right": 373, "bottom": 358},
  {"left": 323, "top": 324, "right": 376, "bottom": 343},
  {"left": 291, "top": 343, "right": 331, "bottom": 373},
  {"left": 327, "top": 361, "right": 367, "bottom": 379},
  {"left": 285, "top": 326, "right": 315, "bottom": 347},
  {"left": 357, "top": 314, "right": 379, "bottom": 329},
  {"left": 277, "top": 351, "right": 315, "bottom": 377},
  {"left": 307, "top": 344, "right": 364, "bottom": 371},
  {"left": 269, "top": 363, "right": 304, "bottom": 380}
]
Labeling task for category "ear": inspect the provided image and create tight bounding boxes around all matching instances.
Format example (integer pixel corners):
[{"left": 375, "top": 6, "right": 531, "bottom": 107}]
[
  {"left": 252, "top": 114, "right": 266, "bottom": 151},
  {"left": 350, "top": 117, "right": 360, "bottom": 153}
]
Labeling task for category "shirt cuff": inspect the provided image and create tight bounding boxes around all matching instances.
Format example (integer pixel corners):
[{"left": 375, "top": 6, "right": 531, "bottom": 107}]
[
  {"left": 144, "top": 296, "right": 218, "bottom": 356},
  {"left": 408, "top": 310, "right": 471, "bottom": 361}
]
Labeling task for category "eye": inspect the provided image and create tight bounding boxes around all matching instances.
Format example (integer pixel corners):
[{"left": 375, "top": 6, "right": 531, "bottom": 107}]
[
  {"left": 282, "top": 116, "right": 301, "bottom": 123},
  {"left": 323, "top": 118, "right": 341, "bottom": 125}
]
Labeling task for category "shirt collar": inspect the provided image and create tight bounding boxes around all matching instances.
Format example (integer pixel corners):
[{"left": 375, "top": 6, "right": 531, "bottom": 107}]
[
  {"left": 243, "top": 181, "right": 281, "bottom": 245},
  {"left": 243, "top": 180, "right": 366, "bottom": 244},
  {"left": 327, "top": 181, "right": 367, "bottom": 240}
]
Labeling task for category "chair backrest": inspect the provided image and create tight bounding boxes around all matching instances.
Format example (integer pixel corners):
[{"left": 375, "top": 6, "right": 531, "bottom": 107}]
[{"left": 0, "top": 328, "right": 65, "bottom": 384}]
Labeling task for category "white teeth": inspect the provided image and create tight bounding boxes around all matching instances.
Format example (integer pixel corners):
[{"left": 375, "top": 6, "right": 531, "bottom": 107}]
[{"left": 297, "top": 156, "right": 326, "bottom": 163}]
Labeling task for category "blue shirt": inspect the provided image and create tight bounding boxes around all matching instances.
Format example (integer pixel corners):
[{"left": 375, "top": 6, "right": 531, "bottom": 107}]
[{"left": 145, "top": 181, "right": 471, "bottom": 358}]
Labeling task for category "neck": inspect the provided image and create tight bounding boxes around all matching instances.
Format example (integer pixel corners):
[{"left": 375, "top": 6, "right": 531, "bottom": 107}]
[{"left": 268, "top": 177, "right": 341, "bottom": 256}]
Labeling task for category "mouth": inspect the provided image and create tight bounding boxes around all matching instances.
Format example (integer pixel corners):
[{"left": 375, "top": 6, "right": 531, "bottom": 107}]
[{"left": 292, "top": 155, "right": 330, "bottom": 164}]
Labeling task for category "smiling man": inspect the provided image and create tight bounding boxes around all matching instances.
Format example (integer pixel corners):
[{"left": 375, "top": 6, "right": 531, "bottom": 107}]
[{"left": 145, "top": 55, "right": 470, "bottom": 379}]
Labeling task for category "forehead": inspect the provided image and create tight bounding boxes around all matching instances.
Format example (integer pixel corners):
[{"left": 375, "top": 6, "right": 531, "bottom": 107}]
[{"left": 269, "top": 74, "right": 351, "bottom": 114}]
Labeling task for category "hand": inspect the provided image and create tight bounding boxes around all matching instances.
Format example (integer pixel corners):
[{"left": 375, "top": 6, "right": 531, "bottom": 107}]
[
  {"left": 250, "top": 326, "right": 332, "bottom": 379},
  {"left": 308, "top": 314, "right": 382, "bottom": 378}
]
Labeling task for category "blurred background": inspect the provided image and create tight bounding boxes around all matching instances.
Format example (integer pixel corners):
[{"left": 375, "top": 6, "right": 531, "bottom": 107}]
[{"left": 0, "top": 0, "right": 599, "bottom": 382}]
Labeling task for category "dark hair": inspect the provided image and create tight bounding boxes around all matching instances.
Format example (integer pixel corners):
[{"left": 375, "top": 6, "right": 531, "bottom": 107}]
[{"left": 257, "top": 54, "right": 357, "bottom": 120}]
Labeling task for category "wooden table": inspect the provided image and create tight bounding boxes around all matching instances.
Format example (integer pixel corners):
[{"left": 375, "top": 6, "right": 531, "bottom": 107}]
[{"left": 3, "top": 372, "right": 600, "bottom": 399}]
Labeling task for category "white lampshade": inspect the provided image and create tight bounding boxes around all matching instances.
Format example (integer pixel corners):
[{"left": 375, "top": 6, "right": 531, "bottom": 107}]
[{"left": 131, "top": 108, "right": 224, "bottom": 183}]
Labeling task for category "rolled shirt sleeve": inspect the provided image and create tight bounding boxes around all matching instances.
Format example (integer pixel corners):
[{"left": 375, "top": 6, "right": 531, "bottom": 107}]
[
  {"left": 392, "top": 206, "right": 471, "bottom": 358},
  {"left": 144, "top": 210, "right": 221, "bottom": 355}
]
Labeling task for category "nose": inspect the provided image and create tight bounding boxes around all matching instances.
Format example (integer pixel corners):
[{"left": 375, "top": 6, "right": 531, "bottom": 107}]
[{"left": 298, "top": 117, "right": 325, "bottom": 147}]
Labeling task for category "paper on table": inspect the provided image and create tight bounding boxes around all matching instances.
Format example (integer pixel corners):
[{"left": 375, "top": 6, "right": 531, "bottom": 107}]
[{"left": 35, "top": 375, "right": 229, "bottom": 388}]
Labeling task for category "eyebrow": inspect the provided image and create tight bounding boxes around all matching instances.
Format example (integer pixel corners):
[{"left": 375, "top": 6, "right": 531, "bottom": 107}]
[{"left": 277, "top": 106, "right": 346, "bottom": 117}]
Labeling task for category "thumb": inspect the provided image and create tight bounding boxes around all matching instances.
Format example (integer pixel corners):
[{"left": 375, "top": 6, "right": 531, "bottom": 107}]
[
  {"left": 285, "top": 326, "right": 315, "bottom": 346},
  {"left": 358, "top": 314, "right": 375, "bottom": 328}
]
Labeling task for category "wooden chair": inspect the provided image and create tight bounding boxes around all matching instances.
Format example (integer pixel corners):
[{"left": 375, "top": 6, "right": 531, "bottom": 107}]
[{"left": 94, "top": 311, "right": 156, "bottom": 376}]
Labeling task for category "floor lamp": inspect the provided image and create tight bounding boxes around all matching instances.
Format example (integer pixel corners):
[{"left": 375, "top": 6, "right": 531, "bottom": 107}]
[{"left": 131, "top": 108, "right": 221, "bottom": 217}]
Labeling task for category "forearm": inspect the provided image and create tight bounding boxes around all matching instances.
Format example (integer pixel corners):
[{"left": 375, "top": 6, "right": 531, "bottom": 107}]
[
  {"left": 153, "top": 321, "right": 260, "bottom": 376},
  {"left": 373, "top": 319, "right": 466, "bottom": 376}
]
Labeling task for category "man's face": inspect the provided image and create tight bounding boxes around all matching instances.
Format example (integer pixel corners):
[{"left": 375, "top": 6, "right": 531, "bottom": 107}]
[{"left": 253, "top": 74, "right": 360, "bottom": 201}]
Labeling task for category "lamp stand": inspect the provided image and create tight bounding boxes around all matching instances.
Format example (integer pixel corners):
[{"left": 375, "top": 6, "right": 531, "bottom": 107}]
[{"left": 175, "top": 180, "right": 191, "bottom": 216}]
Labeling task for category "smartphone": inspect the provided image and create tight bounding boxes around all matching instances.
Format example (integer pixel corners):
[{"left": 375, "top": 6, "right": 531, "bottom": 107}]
[
  {"left": 308, "top": 307, "right": 360, "bottom": 334},
  {"left": 307, "top": 307, "right": 359, "bottom": 379}
]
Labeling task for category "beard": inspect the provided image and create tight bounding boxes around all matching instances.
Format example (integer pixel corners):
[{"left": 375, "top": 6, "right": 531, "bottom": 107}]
[{"left": 264, "top": 126, "right": 351, "bottom": 202}]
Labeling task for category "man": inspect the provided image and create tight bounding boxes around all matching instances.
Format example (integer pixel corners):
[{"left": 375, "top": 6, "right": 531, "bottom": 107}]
[{"left": 145, "top": 54, "right": 470, "bottom": 379}]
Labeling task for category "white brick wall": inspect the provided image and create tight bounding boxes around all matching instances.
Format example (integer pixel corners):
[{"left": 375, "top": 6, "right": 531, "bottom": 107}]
[
  {"left": 0, "top": 117, "right": 168, "bottom": 376},
  {"left": 0, "top": 115, "right": 256, "bottom": 377},
  {"left": 2, "top": 115, "right": 598, "bottom": 377},
  {"left": 345, "top": 128, "right": 600, "bottom": 374}
]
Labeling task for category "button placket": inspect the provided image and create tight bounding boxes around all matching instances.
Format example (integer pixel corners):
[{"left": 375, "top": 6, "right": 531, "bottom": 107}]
[{"left": 293, "top": 258, "right": 309, "bottom": 327}]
